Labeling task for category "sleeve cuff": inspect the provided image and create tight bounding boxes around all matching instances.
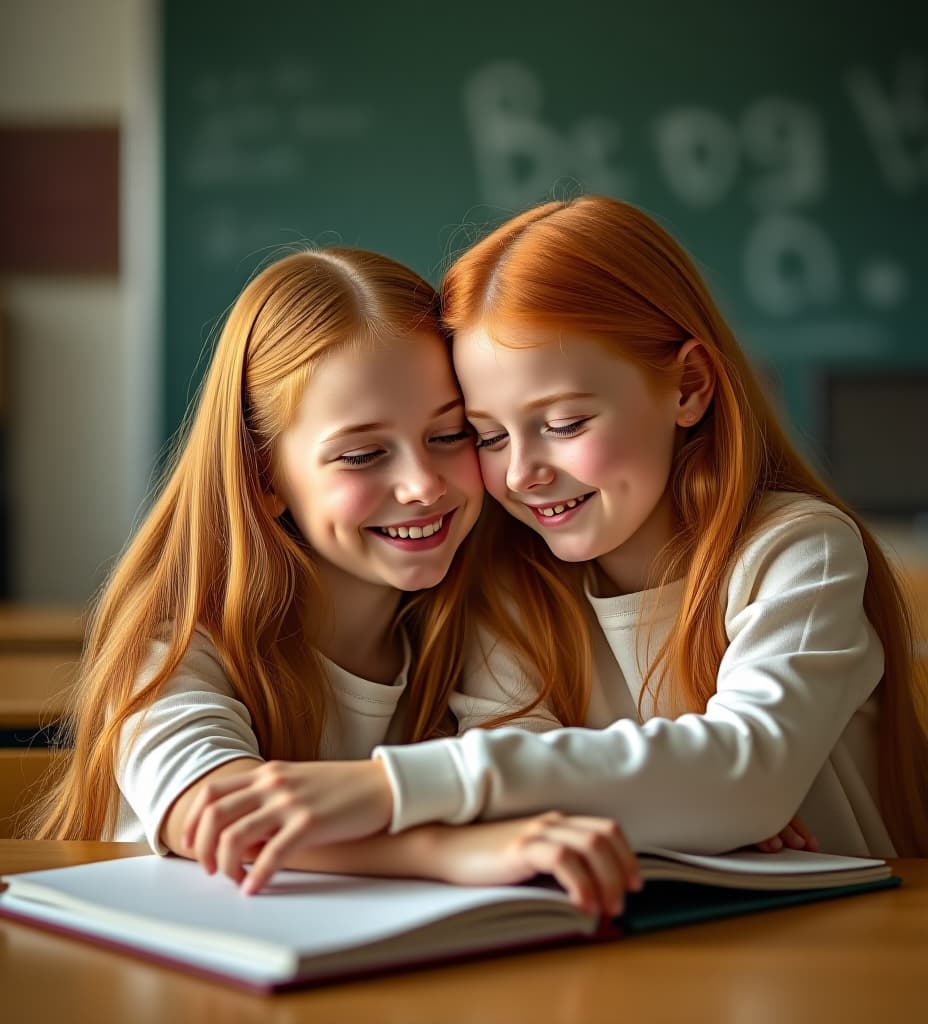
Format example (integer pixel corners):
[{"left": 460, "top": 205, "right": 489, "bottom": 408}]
[{"left": 373, "top": 740, "right": 469, "bottom": 832}]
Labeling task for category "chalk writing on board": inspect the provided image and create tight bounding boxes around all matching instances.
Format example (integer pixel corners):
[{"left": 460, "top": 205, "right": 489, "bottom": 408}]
[
  {"left": 845, "top": 56, "right": 928, "bottom": 194},
  {"left": 185, "top": 62, "right": 367, "bottom": 177},
  {"left": 179, "top": 60, "right": 373, "bottom": 260},
  {"left": 464, "top": 57, "right": 921, "bottom": 331}
]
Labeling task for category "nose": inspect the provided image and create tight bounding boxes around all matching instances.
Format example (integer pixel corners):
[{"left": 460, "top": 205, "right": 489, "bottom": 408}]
[
  {"left": 505, "top": 440, "right": 555, "bottom": 493},
  {"left": 394, "top": 451, "right": 448, "bottom": 507}
]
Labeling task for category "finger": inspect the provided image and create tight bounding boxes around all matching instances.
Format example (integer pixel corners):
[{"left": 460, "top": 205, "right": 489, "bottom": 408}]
[
  {"left": 241, "top": 814, "right": 313, "bottom": 896},
  {"left": 785, "top": 817, "right": 819, "bottom": 852},
  {"left": 756, "top": 835, "right": 783, "bottom": 853},
  {"left": 192, "top": 790, "right": 263, "bottom": 874},
  {"left": 582, "top": 818, "right": 642, "bottom": 894},
  {"left": 183, "top": 774, "right": 255, "bottom": 851},
  {"left": 778, "top": 825, "right": 806, "bottom": 850},
  {"left": 540, "top": 822, "right": 631, "bottom": 916},
  {"left": 215, "top": 812, "right": 281, "bottom": 885},
  {"left": 532, "top": 843, "right": 598, "bottom": 914}
]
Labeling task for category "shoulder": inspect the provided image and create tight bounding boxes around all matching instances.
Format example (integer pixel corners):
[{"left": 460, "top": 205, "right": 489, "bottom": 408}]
[
  {"left": 726, "top": 492, "right": 869, "bottom": 608},
  {"left": 135, "top": 624, "right": 235, "bottom": 700}
]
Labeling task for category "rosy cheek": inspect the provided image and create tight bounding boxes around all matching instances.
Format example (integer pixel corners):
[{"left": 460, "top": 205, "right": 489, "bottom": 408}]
[
  {"left": 476, "top": 451, "right": 509, "bottom": 500},
  {"left": 559, "top": 438, "right": 622, "bottom": 482},
  {"left": 321, "top": 475, "right": 382, "bottom": 524}
]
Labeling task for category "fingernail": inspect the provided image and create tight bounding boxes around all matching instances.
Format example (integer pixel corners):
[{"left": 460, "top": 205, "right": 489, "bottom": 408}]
[{"left": 771, "top": 837, "right": 783, "bottom": 851}]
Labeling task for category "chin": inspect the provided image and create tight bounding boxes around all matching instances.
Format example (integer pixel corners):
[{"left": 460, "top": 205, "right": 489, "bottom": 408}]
[
  {"left": 545, "top": 542, "right": 599, "bottom": 563},
  {"left": 391, "top": 567, "right": 451, "bottom": 592}
]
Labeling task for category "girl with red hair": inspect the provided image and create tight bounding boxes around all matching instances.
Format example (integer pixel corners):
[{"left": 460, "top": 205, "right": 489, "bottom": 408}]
[
  {"left": 207, "top": 199, "right": 924, "bottom": 869},
  {"left": 370, "top": 196, "right": 927, "bottom": 859},
  {"left": 33, "top": 247, "right": 640, "bottom": 910}
]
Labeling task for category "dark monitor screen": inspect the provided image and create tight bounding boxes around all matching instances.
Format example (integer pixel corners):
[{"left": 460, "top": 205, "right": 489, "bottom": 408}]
[{"left": 824, "top": 372, "right": 928, "bottom": 516}]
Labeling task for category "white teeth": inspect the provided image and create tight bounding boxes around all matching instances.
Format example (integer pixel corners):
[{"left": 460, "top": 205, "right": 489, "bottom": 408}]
[
  {"left": 378, "top": 515, "right": 443, "bottom": 539},
  {"left": 534, "top": 494, "right": 588, "bottom": 517},
  {"left": 421, "top": 516, "right": 442, "bottom": 538}
]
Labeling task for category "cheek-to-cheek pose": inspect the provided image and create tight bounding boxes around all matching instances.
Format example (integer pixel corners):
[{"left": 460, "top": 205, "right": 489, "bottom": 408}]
[
  {"left": 295, "top": 197, "right": 925, "bottom": 861},
  {"left": 28, "top": 246, "right": 642, "bottom": 910}
]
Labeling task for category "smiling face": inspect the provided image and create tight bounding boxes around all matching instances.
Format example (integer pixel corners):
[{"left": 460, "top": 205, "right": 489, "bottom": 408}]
[
  {"left": 272, "top": 331, "right": 483, "bottom": 598},
  {"left": 453, "top": 325, "right": 686, "bottom": 594}
]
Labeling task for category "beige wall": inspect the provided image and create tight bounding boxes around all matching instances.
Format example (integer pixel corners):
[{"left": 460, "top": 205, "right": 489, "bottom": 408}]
[{"left": 0, "top": 0, "right": 158, "bottom": 602}]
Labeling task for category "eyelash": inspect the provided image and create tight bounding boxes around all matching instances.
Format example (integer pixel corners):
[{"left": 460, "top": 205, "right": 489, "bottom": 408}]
[
  {"left": 339, "top": 431, "right": 472, "bottom": 466},
  {"left": 340, "top": 451, "right": 383, "bottom": 466},
  {"left": 432, "top": 430, "right": 472, "bottom": 445},
  {"left": 546, "top": 418, "right": 590, "bottom": 436},
  {"left": 476, "top": 418, "right": 590, "bottom": 450}
]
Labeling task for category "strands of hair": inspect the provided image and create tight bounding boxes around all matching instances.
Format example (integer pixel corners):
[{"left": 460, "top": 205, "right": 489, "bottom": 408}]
[
  {"left": 442, "top": 195, "right": 928, "bottom": 857},
  {"left": 30, "top": 248, "right": 474, "bottom": 841}
]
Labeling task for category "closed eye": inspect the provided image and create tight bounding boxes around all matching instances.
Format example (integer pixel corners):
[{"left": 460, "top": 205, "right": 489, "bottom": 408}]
[
  {"left": 431, "top": 430, "right": 473, "bottom": 446},
  {"left": 476, "top": 431, "right": 508, "bottom": 450},
  {"left": 339, "top": 449, "right": 384, "bottom": 466},
  {"left": 546, "top": 418, "right": 591, "bottom": 437}
]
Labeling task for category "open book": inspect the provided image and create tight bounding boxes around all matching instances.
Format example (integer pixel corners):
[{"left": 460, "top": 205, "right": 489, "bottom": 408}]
[{"left": 0, "top": 848, "right": 897, "bottom": 991}]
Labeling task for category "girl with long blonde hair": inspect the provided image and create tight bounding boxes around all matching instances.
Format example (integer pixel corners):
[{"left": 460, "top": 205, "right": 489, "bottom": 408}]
[
  {"left": 208, "top": 199, "right": 925, "bottom": 863},
  {"left": 32, "top": 246, "right": 642, "bottom": 910}
]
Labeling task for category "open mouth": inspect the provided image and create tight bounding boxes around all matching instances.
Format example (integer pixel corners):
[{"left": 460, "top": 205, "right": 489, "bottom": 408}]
[
  {"left": 524, "top": 492, "right": 594, "bottom": 525},
  {"left": 369, "top": 510, "right": 455, "bottom": 550}
]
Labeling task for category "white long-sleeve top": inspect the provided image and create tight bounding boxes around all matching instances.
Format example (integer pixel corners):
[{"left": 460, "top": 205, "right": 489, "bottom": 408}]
[
  {"left": 113, "top": 629, "right": 410, "bottom": 852},
  {"left": 375, "top": 493, "right": 896, "bottom": 857}
]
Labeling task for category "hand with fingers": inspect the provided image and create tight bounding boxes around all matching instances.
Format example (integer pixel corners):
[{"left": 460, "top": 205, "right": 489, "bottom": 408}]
[
  {"left": 182, "top": 759, "right": 394, "bottom": 895},
  {"left": 753, "top": 815, "right": 819, "bottom": 854},
  {"left": 424, "top": 811, "right": 643, "bottom": 918}
]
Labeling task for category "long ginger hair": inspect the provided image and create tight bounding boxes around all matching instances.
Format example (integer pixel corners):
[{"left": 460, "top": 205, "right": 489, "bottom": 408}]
[
  {"left": 34, "top": 248, "right": 475, "bottom": 840},
  {"left": 442, "top": 196, "right": 928, "bottom": 856}
]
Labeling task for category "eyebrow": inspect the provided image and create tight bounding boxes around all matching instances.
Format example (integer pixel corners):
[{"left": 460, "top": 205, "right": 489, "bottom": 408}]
[
  {"left": 321, "top": 397, "right": 463, "bottom": 444},
  {"left": 466, "top": 391, "right": 596, "bottom": 420}
]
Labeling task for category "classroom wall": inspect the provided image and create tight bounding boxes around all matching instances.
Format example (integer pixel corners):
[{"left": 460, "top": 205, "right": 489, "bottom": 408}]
[{"left": 0, "top": 0, "right": 158, "bottom": 603}]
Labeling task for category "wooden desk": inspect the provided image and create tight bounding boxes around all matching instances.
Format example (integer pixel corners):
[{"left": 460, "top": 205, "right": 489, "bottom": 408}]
[{"left": 0, "top": 842, "right": 925, "bottom": 1024}]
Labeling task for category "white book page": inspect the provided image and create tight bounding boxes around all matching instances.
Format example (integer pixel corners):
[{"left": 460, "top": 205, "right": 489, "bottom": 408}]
[
  {"left": 639, "top": 847, "right": 887, "bottom": 877},
  {"left": 1, "top": 856, "right": 590, "bottom": 976}
]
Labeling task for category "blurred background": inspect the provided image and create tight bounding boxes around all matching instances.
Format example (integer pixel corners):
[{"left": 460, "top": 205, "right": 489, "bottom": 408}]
[{"left": 1, "top": 0, "right": 926, "bottom": 608}]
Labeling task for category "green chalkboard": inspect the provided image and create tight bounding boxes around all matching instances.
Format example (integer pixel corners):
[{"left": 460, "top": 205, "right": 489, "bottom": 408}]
[{"left": 162, "top": 1, "right": 927, "bottom": 458}]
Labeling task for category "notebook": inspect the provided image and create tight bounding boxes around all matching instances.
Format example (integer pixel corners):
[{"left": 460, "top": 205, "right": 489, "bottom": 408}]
[{"left": 0, "top": 847, "right": 897, "bottom": 991}]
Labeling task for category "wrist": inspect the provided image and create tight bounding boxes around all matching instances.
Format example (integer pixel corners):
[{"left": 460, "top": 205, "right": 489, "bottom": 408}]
[{"left": 401, "top": 824, "right": 447, "bottom": 880}]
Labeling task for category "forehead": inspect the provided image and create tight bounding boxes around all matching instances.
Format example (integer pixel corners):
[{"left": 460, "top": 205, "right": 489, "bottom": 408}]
[
  {"left": 453, "top": 325, "right": 620, "bottom": 400},
  {"left": 294, "top": 331, "right": 457, "bottom": 428}
]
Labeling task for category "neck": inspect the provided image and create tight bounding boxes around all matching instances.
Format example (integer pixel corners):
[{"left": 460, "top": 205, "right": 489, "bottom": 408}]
[
  {"left": 594, "top": 490, "right": 679, "bottom": 597},
  {"left": 309, "top": 562, "right": 405, "bottom": 685}
]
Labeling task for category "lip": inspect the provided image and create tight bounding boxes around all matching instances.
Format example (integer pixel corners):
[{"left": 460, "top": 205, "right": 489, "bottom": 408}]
[
  {"left": 368, "top": 509, "right": 457, "bottom": 551},
  {"left": 523, "top": 492, "right": 595, "bottom": 527}
]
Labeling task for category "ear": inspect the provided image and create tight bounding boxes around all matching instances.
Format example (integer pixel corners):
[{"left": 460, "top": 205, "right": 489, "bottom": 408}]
[
  {"left": 674, "top": 339, "right": 715, "bottom": 428},
  {"left": 263, "top": 490, "right": 286, "bottom": 519}
]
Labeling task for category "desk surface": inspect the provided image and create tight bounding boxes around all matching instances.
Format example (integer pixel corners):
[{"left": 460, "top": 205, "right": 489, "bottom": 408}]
[{"left": 0, "top": 842, "right": 925, "bottom": 1024}]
